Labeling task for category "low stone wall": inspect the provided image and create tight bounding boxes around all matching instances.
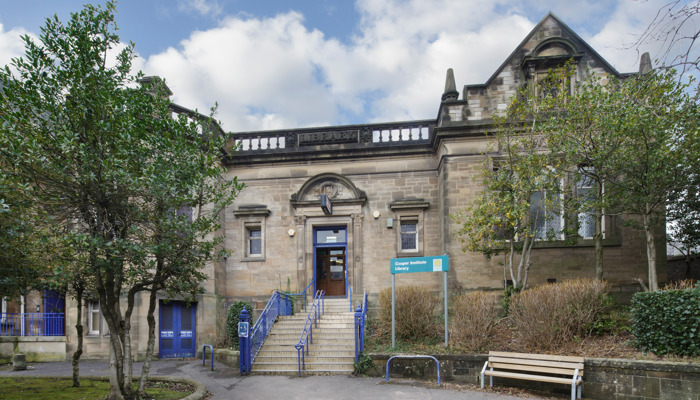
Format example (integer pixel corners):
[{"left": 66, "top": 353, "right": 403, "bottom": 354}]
[
  {"left": 0, "top": 336, "right": 66, "bottom": 363},
  {"left": 368, "top": 354, "right": 700, "bottom": 400},
  {"left": 195, "top": 348, "right": 239, "bottom": 370}
]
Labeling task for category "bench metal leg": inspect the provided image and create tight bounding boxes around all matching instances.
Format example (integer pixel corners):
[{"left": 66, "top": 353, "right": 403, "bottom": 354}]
[
  {"left": 577, "top": 382, "right": 582, "bottom": 399},
  {"left": 480, "top": 361, "right": 488, "bottom": 389}
]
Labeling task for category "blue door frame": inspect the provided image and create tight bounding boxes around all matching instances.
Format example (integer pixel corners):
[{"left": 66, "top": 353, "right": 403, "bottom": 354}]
[
  {"left": 313, "top": 226, "right": 348, "bottom": 297},
  {"left": 159, "top": 301, "right": 196, "bottom": 358}
]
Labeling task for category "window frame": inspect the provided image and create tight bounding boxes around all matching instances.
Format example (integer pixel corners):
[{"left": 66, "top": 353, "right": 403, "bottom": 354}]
[
  {"left": 241, "top": 218, "right": 266, "bottom": 261},
  {"left": 88, "top": 301, "right": 101, "bottom": 336},
  {"left": 394, "top": 211, "right": 426, "bottom": 257},
  {"left": 529, "top": 183, "right": 565, "bottom": 241}
]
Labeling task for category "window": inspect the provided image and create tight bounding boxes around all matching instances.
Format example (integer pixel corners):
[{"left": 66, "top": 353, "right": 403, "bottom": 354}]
[
  {"left": 530, "top": 189, "right": 563, "bottom": 240},
  {"left": 390, "top": 199, "right": 429, "bottom": 257},
  {"left": 1, "top": 298, "right": 6, "bottom": 323},
  {"left": 576, "top": 171, "right": 603, "bottom": 239},
  {"left": 88, "top": 301, "right": 100, "bottom": 335},
  {"left": 234, "top": 205, "right": 270, "bottom": 262},
  {"left": 247, "top": 227, "right": 262, "bottom": 256},
  {"left": 400, "top": 219, "right": 418, "bottom": 252}
]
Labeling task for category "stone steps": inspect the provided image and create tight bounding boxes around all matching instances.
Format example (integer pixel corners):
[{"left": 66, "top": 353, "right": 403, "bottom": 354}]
[{"left": 251, "top": 297, "right": 356, "bottom": 375}]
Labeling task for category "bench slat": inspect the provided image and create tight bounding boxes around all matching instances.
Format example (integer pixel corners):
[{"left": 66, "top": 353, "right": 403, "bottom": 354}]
[
  {"left": 489, "top": 356, "right": 583, "bottom": 370},
  {"left": 484, "top": 370, "right": 582, "bottom": 385},
  {"left": 489, "top": 362, "right": 583, "bottom": 377},
  {"left": 489, "top": 351, "right": 584, "bottom": 363}
]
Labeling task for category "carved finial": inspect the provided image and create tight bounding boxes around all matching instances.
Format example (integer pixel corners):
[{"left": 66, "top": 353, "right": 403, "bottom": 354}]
[
  {"left": 639, "top": 52, "right": 652, "bottom": 75},
  {"left": 441, "top": 68, "right": 459, "bottom": 101}
]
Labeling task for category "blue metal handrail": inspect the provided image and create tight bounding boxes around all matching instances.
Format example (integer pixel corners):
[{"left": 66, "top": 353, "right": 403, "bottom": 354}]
[
  {"left": 288, "top": 280, "right": 316, "bottom": 312},
  {"left": 354, "top": 291, "right": 368, "bottom": 362},
  {"left": 0, "top": 313, "right": 64, "bottom": 336},
  {"left": 249, "top": 291, "right": 293, "bottom": 364},
  {"left": 294, "top": 290, "right": 325, "bottom": 376}
]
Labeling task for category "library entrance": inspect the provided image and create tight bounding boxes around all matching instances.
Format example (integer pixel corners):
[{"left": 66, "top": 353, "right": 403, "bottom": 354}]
[{"left": 314, "top": 226, "right": 347, "bottom": 297}]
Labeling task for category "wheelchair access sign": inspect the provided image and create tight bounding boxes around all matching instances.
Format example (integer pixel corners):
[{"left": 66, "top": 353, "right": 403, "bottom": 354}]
[{"left": 390, "top": 255, "right": 448, "bottom": 274}]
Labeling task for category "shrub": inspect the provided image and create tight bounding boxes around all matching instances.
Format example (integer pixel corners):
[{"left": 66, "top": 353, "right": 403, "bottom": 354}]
[
  {"left": 450, "top": 291, "right": 502, "bottom": 351},
  {"left": 631, "top": 286, "right": 700, "bottom": 356},
  {"left": 378, "top": 286, "right": 438, "bottom": 341},
  {"left": 226, "top": 300, "right": 253, "bottom": 349},
  {"left": 508, "top": 279, "right": 610, "bottom": 352}
]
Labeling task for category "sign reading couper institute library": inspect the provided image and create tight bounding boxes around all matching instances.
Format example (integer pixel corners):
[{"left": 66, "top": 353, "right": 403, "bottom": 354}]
[{"left": 390, "top": 255, "right": 449, "bottom": 274}]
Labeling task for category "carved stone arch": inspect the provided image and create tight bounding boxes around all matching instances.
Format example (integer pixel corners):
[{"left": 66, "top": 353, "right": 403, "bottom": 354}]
[
  {"left": 532, "top": 37, "right": 580, "bottom": 58},
  {"left": 290, "top": 173, "right": 367, "bottom": 208}
]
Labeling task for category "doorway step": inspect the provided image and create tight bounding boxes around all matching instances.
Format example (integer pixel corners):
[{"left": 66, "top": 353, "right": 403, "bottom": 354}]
[{"left": 252, "top": 297, "right": 355, "bottom": 375}]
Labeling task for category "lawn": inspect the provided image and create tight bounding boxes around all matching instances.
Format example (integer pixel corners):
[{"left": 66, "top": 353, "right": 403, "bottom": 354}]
[{"left": 0, "top": 377, "right": 195, "bottom": 400}]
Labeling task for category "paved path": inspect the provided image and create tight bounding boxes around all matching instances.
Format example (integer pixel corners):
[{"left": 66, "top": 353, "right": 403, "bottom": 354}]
[{"left": 0, "top": 359, "right": 554, "bottom": 400}]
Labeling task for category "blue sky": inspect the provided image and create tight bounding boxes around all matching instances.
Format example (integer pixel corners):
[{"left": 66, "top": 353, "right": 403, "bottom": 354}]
[{"left": 0, "top": 0, "right": 692, "bottom": 132}]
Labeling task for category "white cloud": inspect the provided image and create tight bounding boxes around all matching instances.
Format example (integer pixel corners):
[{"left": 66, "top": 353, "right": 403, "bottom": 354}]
[
  {"left": 0, "top": 24, "right": 32, "bottom": 73},
  {"left": 178, "top": 0, "right": 223, "bottom": 18}
]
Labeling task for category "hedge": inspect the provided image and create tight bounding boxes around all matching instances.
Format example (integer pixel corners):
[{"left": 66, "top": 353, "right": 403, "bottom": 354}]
[{"left": 630, "top": 286, "right": 700, "bottom": 356}]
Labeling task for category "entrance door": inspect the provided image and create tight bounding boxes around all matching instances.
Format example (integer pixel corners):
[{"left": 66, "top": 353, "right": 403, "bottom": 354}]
[
  {"left": 316, "top": 247, "right": 346, "bottom": 296},
  {"left": 314, "top": 226, "right": 347, "bottom": 297},
  {"left": 159, "top": 301, "right": 196, "bottom": 358}
]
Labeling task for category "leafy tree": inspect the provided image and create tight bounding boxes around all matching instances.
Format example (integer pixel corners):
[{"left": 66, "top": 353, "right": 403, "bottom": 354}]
[
  {"left": 0, "top": 3, "right": 242, "bottom": 399},
  {"left": 453, "top": 73, "right": 571, "bottom": 290}
]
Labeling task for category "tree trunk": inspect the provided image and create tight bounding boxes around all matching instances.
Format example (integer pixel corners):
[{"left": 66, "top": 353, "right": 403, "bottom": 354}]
[
  {"left": 72, "top": 287, "right": 84, "bottom": 388},
  {"left": 107, "top": 345, "right": 125, "bottom": 400},
  {"left": 594, "top": 204, "right": 604, "bottom": 281},
  {"left": 643, "top": 207, "right": 659, "bottom": 291},
  {"left": 138, "top": 285, "right": 159, "bottom": 397}
]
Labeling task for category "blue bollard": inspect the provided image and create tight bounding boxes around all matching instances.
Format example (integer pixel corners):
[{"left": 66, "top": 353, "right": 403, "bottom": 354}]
[{"left": 239, "top": 307, "right": 251, "bottom": 375}]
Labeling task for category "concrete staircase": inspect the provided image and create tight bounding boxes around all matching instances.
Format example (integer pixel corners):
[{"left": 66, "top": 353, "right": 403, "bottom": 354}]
[{"left": 251, "top": 297, "right": 355, "bottom": 375}]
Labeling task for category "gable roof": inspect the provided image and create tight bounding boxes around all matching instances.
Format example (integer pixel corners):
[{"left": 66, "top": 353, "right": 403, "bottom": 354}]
[{"left": 471, "top": 11, "right": 625, "bottom": 89}]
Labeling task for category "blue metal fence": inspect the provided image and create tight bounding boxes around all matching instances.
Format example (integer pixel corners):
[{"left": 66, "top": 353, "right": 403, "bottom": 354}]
[
  {"left": 249, "top": 291, "right": 294, "bottom": 366},
  {"left": 0, "top": 313, "right": 65, "bottom": 336},
  {"left": 295, "top": 290, "right": 325, "bottom": 376},
  {"left": 354, "top": 291, "right": 368, "bottom": 362}
]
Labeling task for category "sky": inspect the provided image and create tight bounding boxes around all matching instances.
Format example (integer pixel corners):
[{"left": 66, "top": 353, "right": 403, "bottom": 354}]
[{"left": 0, "top": 0, "right": 694, "bottom": 132}]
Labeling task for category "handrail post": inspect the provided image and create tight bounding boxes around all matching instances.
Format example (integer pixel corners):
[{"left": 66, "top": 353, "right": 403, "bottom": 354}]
[
  {"left": 354, "top": 305, "right": 362, "bottom": 362},
  {"left": 238, "top": 308, "right": 251, "bottom": 375}
]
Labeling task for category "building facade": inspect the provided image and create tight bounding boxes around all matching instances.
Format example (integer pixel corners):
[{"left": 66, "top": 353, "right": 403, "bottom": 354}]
[{"left": 3, "top": 12, "right": 664, "bottom": 361}]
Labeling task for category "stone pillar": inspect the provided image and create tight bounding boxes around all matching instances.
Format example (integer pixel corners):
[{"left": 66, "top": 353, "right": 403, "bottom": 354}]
[
  {"left": 294, "top": 215, "right": 307, "bottom": 298},
  {"left": 352, "top": 213, "right": 364, "bottom": 302}
]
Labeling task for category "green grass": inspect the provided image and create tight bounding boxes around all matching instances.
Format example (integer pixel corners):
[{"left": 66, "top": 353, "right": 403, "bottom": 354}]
[{"left": 0, "top": 377, "right": 194, "bottom": 400}]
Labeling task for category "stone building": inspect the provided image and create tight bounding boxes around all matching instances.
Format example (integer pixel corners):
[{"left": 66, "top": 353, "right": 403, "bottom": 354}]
[
  {"left": 2, "top": 12, "right": 663, "bottom": 362},
  {"left": 217, "top": 11, "right": 662, "bottom": 314}
]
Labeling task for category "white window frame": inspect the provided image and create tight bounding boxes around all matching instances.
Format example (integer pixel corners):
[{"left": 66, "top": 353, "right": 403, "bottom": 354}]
[
  {"left": 399, "top": 218, "right": 419, "bottom": 253},
  {"left": 394, "top": 211, "right": 425, "bottom": 257},
  {"left": 241, "top": 218, "right": 266, "bottom": 261},
  {"left": 576, "top": 171, "right": 605, "bottom": 239},
  {"left": 1, "top": 297, "right": 6, "bottom": 323},
  {"left": 88, "top": 301, "right": 101, "bottom": 335},
  {"left": 530, "top": 184, "right": 565, "bottom": 241}
]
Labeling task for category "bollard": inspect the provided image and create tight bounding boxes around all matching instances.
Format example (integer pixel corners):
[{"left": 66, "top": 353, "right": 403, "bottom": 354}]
[
  {"left": 13, "top": 354, "right": 27, "bottom": 371},
  {"left": 238, "top": 307, "right": 251, "bottom": 375}
]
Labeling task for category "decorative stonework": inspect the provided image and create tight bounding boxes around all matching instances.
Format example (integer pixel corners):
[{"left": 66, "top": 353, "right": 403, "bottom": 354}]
[
  {"left": 297, "top": 130, "right": 359, "bottom": 146},
  {"left": 290, "top": 173, "right": 367, "bottom": 208}
]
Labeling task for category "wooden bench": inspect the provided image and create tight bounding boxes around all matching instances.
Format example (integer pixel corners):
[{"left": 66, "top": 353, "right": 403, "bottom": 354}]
[{"left": 481, "top": 351, "right": 584, "bottom": 400}]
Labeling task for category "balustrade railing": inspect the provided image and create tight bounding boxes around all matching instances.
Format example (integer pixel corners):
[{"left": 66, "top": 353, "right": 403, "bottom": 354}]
[
  {"left": 0, "top": 313, "right": 64, "bottom": 336},
  {"left": 294, "top": 290, "right": 325, "bottom": 376},
  {"left": 249, "top": 291, "right": 294, "bottom": 364},
  {"left": 354, "top": 291, "right": 368, "bottom": 362},
  {"left": 289, "top": 280, "right": 316, "bottom": 312},
  {"left": 232, "top": 120, "right": 435, "bottom": 152},
  {"left": 345, "top": 269, "right": 352, "bottom": 311}
]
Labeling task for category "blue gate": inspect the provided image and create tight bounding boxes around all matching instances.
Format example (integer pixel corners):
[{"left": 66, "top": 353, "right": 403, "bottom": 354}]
[{"left": 158, "top": 301, "right": 196, "bottom": 358}]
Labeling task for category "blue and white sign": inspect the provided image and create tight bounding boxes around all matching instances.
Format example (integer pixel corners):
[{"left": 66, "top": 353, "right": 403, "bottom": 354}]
[
  {"left": 238, "top": 321, "right": 249, "bottom": 338},
  {"left": 390, "top": 255, "right": 449, "bottom": 274},
  {"left": 160, "top": 330, "right": 174, "bottom": 338},
  {"left": 181, "top": 331, "right": 193, "bottom": 338}
]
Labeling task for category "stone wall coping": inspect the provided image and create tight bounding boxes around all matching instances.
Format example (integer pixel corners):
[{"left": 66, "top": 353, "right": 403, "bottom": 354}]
[
  {"left": 0, "top": 336, "right": 66, "bottom": 343},
  {"left": 586, "top": 357, "right": 700, "bottom": 374},
  {"left": 370, "top": 353, "right": 700, "bottom": 374}
]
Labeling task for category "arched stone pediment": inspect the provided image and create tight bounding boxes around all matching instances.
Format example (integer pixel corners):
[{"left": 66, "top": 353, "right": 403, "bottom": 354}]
[{"left": 290, "top": 173, "right": 367, "bottom": 208}]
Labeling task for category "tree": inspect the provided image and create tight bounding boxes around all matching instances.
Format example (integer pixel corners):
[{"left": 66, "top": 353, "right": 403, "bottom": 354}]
[
  {"left": 0, "top": 3, "right": 243, "bottom": 399},
  {"left": 453, "top": 74, "right": 571, "bottom": 291}
]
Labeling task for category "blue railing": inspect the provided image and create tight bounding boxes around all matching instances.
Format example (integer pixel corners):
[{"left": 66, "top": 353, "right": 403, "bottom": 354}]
[
  {"left": 249, "top": 291, "right": 293, "bottom": 364},
  {"left": 354, "top": 291, "right": 368, "bottom": 362},
  {"left": 289, "top": 280, "right": 316, "bottom": 312},
  {"left": 0, "top": 313, "right": 64, "bottom": 336},
  {"left": 294, "top": 290, "right": 325, "bottom": 376}
]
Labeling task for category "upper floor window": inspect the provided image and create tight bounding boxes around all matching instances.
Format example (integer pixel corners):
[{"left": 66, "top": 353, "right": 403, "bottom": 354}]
[
  {"left": 247, "top": 226, "right": 262, "bottom": 257},
  {"left": 400, "top": 219, "right": 418, "bottom": 252},
  {"left": 233, "top": 205, "right": 270, "bottom": 262}
]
